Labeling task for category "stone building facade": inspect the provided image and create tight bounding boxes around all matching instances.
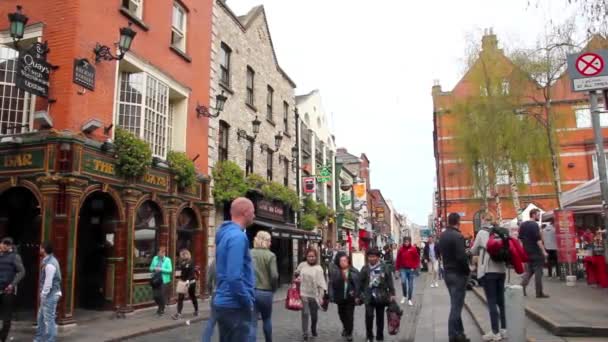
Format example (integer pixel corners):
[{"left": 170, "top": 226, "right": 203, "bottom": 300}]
[{"left": 208, "top": 1, "right": 312, "bottom": 281}]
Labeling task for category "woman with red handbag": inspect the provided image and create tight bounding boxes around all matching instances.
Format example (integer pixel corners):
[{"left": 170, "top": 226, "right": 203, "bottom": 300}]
[{"left": 295, "top": 248, "right": 327, "bottom": 341}]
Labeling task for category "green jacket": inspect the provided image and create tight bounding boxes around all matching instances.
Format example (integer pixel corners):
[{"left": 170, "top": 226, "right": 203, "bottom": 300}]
[
  {"left": 250, "top": 248, "right": 279, "bottom": 291},
  {"left": 149, "top": 256, "right": 173, "bottom": 284}
]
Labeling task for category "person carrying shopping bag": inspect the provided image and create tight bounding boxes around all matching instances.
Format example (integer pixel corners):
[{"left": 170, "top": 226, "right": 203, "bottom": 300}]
[
  {"left": 172, "top": 249, "right": 199, "bottom": 320},
  {"left": 295, "top": 248, "right": 327, "bottom": 341}
]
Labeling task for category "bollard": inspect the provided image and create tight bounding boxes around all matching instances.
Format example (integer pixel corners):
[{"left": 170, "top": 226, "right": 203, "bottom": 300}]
[{"left": 505, "top": 285, "right": 526, "bottom": 342}]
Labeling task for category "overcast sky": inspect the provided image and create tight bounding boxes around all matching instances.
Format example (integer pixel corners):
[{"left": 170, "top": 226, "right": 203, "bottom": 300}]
[{"left": 227, "top": 0, "right": 576, "bottom": 224}]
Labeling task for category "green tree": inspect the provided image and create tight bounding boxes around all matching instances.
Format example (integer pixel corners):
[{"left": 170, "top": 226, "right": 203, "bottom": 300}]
[
  {"left": 510, "top": 19, "right": 581, "bottom": 209},
  {"left": 454, "top": 37, "right": 551, "bottom": 220},
  {"left": 211, "top": 161, "right": 248, "bottom": 206}
]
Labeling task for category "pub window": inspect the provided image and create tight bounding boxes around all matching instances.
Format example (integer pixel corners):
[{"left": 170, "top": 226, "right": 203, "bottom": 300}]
[
  {"left": 218, "top": 120, "right": 229, "bottom": 162},
  {"left": 267, "top": 150, "right": 273, "bottom": 181},
  {"left": 116, "top": 58, "right": 188, "bottom": 158},
  {"left": 283, "top": 101, "right": 289, "bottom": 132},
  {"left": 0, "top": 46, "right": 35, "bottom": 136},
  {"left": 219, "top": 42, "right": 231, "bottom": 86},
  {"left": 246, "top": 138, "right": 254, "bottom": 176},
  {"left": 171, "top": 2, "right": 187, "bottom": 52},
  {"left": 246, "top": 66, "right": 255, "bottom": 106},
  {"left": 176, "top": 208, "right": 197, "bottom": 257},
  {"left": 266, "top": 85, "right": 274, "bottom": 121},
  {"left": 134, "top": 201, "right": 162, "bottom": 272},
  {"left": 122, "top": 0, "right": 143, "bottom": 19}
]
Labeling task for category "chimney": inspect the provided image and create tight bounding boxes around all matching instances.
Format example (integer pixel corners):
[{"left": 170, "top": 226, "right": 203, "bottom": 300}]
[
  {"left": 481, "top": 28, "right": 498, "bottom": 51},
  {"left": 432, "top": 79, "right": 442, "bottom": 95}
]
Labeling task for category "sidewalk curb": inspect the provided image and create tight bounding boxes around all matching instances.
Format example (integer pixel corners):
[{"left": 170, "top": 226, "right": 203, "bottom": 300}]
[
  {"left": 106, "top": 295, "right": 285, "bottom": 341},
  {"left": 471, "top": 287, "right": 608, "bottom": 338}
]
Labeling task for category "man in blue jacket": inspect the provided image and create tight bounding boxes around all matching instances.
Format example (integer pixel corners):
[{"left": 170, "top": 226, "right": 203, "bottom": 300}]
[{"left": 212, "top": 197, "right": 256, "bottom": 342}]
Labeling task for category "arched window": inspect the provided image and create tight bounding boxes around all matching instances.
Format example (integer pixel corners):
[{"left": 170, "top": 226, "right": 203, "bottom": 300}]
[
  {"left": 134, "top": 201, "right": 162, "bottom": 272},
  {"left": 176, "top": 208, "right": 198, "bottom": 257}
]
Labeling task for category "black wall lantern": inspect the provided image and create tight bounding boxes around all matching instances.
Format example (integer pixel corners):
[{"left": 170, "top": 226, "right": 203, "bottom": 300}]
[
  {"left": 261, "top": 132, "right": 283, "bottom": 153},
  {"left": 237, "top": 116, "right": 261, "bottom": 142},
  {"left": 8, "top": 5, "right": 28, "bottom": 46},
  {"left": 94, "top": 23, "right": 137, "bottom": 63},
  {"left": 196, "top": 91, "right": 227, "bottom": 118}
]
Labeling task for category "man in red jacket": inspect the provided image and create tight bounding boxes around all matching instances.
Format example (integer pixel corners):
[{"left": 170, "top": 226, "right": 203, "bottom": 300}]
[{"left": 395, "top": 237, "right": 420, "bottom": 306}]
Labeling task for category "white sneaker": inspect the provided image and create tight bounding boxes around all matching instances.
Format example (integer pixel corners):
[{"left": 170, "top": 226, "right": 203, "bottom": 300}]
[
  {"left": 400, "top": 298, "right": 406, "bottom": 304},
  {"left": 408, "top": 300, "right": 413, "bottom": 306},
  {"left": 499, "top": 329, "right": 507, "bottom": 339},
  {"left": 434, "top": 282, "right": 439, "bottom": 287},
  {"left": 482, "top": 332, "right": 502, "bottom": 341}
]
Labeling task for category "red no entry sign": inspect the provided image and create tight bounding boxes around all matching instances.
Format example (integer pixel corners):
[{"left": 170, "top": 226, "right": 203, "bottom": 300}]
[{"left": 576, "top": 53, "right": 605, "bottom": 76}]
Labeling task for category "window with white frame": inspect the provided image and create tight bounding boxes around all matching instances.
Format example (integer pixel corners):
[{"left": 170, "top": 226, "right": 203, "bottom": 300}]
[
  {"left": 501, "top": 79, "right": 510, "bottom": 95},
  {"left": 0, "top": 46, "right": 35, "bottom": 135},
  {"left": 116, "top": 61, "right": 187, "bottom": 158},
  {"left": 122, "top": 0, "right": 143, "bottom": 19},
  {"left": 575, "top": 107, "right": 608, "bottom": 128},
  {"left": 171, "top": 2, "right": 187, "bottom": 52},
  {"left": 496, "top": 164, "right": 530, "bottom": 185}
]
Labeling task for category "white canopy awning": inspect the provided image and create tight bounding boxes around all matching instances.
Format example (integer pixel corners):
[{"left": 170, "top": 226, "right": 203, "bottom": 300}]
[{"left": 561, "top": 178, "right": 601, "bottom": 208}]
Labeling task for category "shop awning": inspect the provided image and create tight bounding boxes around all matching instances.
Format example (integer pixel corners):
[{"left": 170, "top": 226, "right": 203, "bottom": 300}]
[
  {"left": 561, "top": 178, "right": 601, "bottom": 208},
  {"left": 253, "top": 220, "right": 321, "bottom": 241}
]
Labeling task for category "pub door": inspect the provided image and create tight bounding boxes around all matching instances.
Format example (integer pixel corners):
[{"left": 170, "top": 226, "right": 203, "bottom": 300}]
[{"left": 271, "top": 237, "right": 293, "bottom": 285}]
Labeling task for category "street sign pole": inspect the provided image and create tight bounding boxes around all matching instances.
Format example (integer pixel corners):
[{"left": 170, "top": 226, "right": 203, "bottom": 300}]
[{"left": 589, "top": 91, "right": 608, "bottom": 240}]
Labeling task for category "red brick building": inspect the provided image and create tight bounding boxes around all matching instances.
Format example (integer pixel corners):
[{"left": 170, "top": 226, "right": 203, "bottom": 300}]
[
  {"left": 433, "top": 33, "right": 608, "bottom": 238},
  {"left": 0, "top": 0, "right": 213, "bottom": 324}
]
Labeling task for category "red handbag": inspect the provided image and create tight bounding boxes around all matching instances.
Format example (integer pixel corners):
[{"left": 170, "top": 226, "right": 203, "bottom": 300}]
[{"left": 285, "top": 282, "right": 303, "bottom": 311}]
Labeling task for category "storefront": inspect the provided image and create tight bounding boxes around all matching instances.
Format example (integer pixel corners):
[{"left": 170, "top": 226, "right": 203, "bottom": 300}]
[
  {"left": 244, "top": 194, "right": 320, "bottom": 284},
  {"left": 338, "top": 216, "right": 356, "bottom": 253},
  {"left": 0, "top": 133, "right": 210, "bottom": 324}
]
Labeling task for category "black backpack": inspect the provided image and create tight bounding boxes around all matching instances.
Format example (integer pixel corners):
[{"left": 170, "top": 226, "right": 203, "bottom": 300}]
[{"left": 487, "top": 226, "right": 511, "bottom": 263}]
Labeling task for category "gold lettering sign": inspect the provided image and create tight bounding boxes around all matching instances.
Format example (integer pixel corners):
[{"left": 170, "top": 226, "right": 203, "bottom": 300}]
[
  {"left": 93, "top": 159, "right": 115, "bottom": 175},
  {"left": 3, "top": 153, "right": 33, "bottom": 168},
  {"left": 143, "top": 173, "right": 167, "bottom": 187}
]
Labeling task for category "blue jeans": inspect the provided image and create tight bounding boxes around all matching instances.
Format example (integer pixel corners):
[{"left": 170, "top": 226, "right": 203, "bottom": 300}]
[
  {"left": 482, "top": 273, "right": 506, "bottom": 334},
  {"left": 399, "top": 269, "right": 415, "bottom": 300},
  {"left": 34, "top": 293, "right": 60, "bottom": 342},
  {"left": 444, "top": 271, "right": 467, "bottom": 339},
  {"left": 214, "top": 305, "right": 251, "bottom": 342},
  {"left": 249, "top": 289, "right": 273, "bottom": 342},
  {"left": 201, "top": 309, "right": 216, "bottom": 342}
]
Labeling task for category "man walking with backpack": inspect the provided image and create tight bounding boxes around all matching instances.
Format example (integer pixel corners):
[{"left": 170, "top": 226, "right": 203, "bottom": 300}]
[
  {"left": 519, "top": 209, "right": 549, "bottom": 298},
  {"left": 471, "top": 215, "right": 507, "bottom": 341},
  {"left": 439, "top": 213, "right": 471, "bottom": 342}
]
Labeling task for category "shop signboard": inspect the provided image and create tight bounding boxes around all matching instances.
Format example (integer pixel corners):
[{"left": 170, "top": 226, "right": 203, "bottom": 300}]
[
  {"left": 73, "top": 58, "right": 96, "bottom": 91},
  {"left": 342, "top": 218, "right": 356, "bottom": 230},
  {"left": 0, "top": 148, "right": 45, "bottom": 174},
  {"left": 82, "top": 152, "right": 119, "bottom": 181},
  {"left": 303, "top": 177, "right": 315, "bottom": 194},
  {"left": 554, "top": 210, "right": 578, "bottom": 278},
  {"left": 16, "top": 42, "right": 51, "bottom": 98},
  {"left": 316, "top": 164, "right": 332, "bottom": 183},
  {"left": 352, "top": 182, "right": 367, "bottom": 211},
  {"left": 256, "top": 200, "right": 285, "bottom": 221}
]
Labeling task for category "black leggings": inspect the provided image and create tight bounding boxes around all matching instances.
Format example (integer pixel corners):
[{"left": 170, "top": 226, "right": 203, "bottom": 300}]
[
  {"left": 177, "top": 283, "right": 198, "bottom": 314},
  {"left": 337, "top": 303, "right": 355, "bottom": 336}
]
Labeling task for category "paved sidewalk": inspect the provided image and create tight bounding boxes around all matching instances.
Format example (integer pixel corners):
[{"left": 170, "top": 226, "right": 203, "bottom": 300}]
[
  {"left": 513, "top": 274, "right": 608, "bottom": 336},
  {"left": 414, "top": 278, "right": 481, "bottom": 342},
  {"left": 7, "top": 287, "right": 289, "bottom": 342}
]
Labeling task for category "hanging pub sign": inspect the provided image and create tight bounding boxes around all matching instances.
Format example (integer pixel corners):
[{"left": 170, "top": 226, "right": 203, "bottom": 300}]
[
  {"left": 73, "top": 58, "right": 95, "bottom": 91},
  {"left": 16, "top": 42, "right": 51, "bottom": 98},
  {"left": 316, "top": 164, "right": 332, "bottom": 183},
  {"left": 303, "top": 177, "right": 315, "bottom": 194}
]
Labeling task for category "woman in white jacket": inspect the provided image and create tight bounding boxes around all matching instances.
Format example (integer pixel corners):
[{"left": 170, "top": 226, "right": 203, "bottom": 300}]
[{"left": 471, "top": 215, "right": 507, "bottom": 342}]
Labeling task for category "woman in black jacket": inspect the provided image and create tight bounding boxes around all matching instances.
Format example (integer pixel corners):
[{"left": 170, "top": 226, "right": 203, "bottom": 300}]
[
  {"left": 329, "top": 252, "right": 360, "bottom": 342},
  {"left": 172, "top": 249, "right": 199, "bottom": 319}
]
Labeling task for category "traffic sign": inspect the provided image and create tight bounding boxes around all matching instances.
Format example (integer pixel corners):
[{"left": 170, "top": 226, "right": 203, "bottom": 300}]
[
  {"left": 576, "top": 53, "right": 604, "bottom": 76},
  {"left": 567, "top": 50, "right": 608, "bottom": 92}
]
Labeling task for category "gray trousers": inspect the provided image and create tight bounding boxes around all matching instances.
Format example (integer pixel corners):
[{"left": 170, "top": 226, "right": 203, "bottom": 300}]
[
  {"left": 521, "top": 261, "right": 544, "bottom": 296},
  {"left": 300, "top": 297, "right": 318, "bottom": 336}
]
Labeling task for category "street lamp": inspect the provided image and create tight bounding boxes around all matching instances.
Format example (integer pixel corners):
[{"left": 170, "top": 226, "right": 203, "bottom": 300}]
[
  {"left": 8, "top": 5, "right": 28, "bottom": 46},
  {"left": 196, "top": 91, "right": 228, "bottom": 118},
  {"left": 94, "top": 23, "right": 137, "bottom": 63},
  {"left": 237, "top": 116, "right": 261, "bottom": 141},
  {"left": 260, "top": 132, "right": 283, "bottom": 153}
]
